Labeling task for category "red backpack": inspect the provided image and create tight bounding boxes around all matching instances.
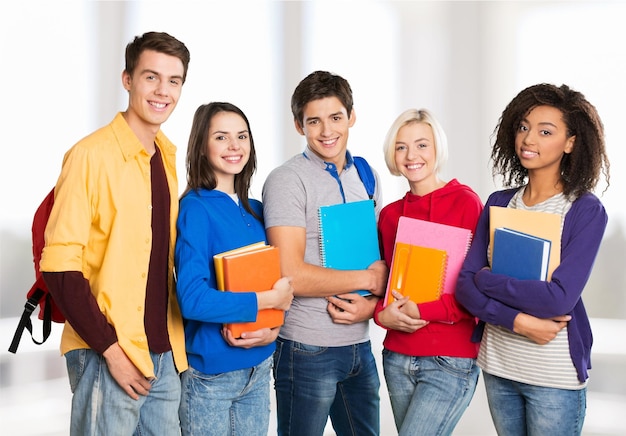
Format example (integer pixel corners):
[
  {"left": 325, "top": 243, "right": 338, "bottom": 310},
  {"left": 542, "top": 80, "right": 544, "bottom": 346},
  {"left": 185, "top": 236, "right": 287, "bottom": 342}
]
[{"left": 8, "top": 188, "right": 66, "bottom": 353}]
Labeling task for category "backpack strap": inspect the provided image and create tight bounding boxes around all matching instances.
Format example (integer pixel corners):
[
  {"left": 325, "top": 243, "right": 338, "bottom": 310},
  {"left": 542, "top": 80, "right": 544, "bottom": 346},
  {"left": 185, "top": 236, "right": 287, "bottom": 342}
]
[
  {"left": 8, "top": 286, "right": 52, "bottom": 353},
  {"left": 353, "top": 156, "right": 376, "bottom": 204}
]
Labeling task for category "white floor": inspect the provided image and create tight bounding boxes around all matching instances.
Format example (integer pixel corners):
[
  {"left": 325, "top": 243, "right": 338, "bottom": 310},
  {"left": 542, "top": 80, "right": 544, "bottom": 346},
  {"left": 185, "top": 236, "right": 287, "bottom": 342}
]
[{"left": 2, "top": 319, "right": 625, "bottom": 435}]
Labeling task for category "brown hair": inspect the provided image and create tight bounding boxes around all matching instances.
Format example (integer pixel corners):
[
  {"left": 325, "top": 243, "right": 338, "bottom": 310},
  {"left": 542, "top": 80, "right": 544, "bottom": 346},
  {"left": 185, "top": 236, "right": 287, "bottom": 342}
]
[
  {"left": 125, "top": 31, "right": 190, "bottom": 83},
  {"left": 291, "top": 71, "right": 353, "bottom": 128},
  {"left": 184, "top": 102, "right": 260, "bottom": 221}
]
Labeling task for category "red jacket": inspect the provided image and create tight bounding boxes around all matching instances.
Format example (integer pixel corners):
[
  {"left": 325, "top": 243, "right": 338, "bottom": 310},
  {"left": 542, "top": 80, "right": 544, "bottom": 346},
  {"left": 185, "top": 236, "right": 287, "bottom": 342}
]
[{"left": 374, "top": 179, "right": 483, "bottom": 358}]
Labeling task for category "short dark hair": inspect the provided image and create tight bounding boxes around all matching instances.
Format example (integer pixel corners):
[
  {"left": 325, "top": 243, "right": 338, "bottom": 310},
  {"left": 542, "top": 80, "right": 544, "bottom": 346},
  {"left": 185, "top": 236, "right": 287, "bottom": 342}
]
[
  {"left": 125, "top": 31, "right": 190, "bottom": 83},
  {"left": 185, "top": 102, "right": 260, "bottom": 221},
  {"left": 291, "top": 71, "right": 353, "bottom": 127},
  {"left": 491, "top": 83, "right": 610, "bottom": 198}
]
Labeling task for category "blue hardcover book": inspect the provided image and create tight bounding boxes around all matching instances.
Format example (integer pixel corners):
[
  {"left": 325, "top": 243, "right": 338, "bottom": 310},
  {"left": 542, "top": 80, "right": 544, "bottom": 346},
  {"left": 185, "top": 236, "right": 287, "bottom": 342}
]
[
  {"left": 318, "top": 199, "right": 379, "bottom": 296},
  {"left": 492, "top": 227, "right": 552, "bottom": 280}
]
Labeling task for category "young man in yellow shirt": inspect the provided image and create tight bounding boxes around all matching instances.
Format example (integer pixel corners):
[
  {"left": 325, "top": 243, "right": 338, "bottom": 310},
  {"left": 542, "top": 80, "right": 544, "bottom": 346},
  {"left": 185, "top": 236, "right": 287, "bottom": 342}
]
[{"left": 40, "top": 31, "right": 190, "bottom": 435}]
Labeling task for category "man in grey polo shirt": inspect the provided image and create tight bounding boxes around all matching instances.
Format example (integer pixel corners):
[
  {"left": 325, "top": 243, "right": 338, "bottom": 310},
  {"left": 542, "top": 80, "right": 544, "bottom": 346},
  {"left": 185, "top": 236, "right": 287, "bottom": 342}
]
[{"left": 262, "top": 70, "right": 388, "bottom": 436}]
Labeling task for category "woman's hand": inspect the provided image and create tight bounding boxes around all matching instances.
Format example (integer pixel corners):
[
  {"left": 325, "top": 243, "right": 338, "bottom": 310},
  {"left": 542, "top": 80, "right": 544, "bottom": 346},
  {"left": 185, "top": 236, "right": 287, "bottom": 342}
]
[
  {"left": 222, "top": 325, "right": 280, "bottom": 349},
  {"left": 513, "top": 313, "right": 571, "bottom": 344},
  {"left": 377, "top": 291, "right": 429, "bottom": 333},
  {"left": 257, "top": 276, "right": 294, "bottom": 311}
]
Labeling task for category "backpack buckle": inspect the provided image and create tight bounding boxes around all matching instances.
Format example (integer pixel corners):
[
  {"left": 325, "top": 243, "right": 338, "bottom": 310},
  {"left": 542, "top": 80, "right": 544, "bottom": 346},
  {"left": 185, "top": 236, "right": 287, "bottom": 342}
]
[{"left": 24, "top": 296, "right": 40, "bottom": 314}]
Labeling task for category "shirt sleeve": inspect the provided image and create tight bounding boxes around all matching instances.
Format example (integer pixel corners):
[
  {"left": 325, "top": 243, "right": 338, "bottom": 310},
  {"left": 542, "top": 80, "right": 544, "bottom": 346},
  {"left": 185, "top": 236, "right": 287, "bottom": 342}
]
[
  {"left": 43, "top": 271, "right": 117, "bottom": 354},
  {"left": 262, "top": 165, "right": 308, "bottom": 229}
]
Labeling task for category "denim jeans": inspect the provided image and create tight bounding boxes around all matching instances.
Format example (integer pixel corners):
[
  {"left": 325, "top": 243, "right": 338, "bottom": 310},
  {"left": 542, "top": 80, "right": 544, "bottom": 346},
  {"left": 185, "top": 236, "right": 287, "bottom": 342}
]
[
  {"left": 65, "top": 348, "right": 181, "bottom": 436},
  {"left": 179, "top": 356, "right": 272, "bottom": 436},
  {"left": 272, "top": 337, "right": 380, "bottom": 436},
  {"left": 483, "top": 371, "right": 586, "bottom": 436},
  {"left": 382, "top": 349, "right": 480, "bottom": 436}
]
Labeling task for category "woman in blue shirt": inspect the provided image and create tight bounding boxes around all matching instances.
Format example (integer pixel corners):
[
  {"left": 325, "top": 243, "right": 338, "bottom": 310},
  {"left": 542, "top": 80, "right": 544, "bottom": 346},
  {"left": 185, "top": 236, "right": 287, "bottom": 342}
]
[{"left": 175, "top": 102, "right": 293, "bottom": 435}]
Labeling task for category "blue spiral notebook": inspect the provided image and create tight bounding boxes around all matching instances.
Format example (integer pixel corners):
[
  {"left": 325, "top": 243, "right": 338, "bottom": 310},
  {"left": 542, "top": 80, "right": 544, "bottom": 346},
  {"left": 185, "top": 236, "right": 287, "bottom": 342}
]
[{"left": 318, "top": 199, "right": 380, "bottom": 296}]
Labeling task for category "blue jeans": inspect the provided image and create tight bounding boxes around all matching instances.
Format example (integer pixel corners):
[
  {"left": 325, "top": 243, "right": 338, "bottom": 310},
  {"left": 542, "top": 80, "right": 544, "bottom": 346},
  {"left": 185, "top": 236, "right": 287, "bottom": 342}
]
[
  {"left": 273, "top": 337, "right": 380, "bottom": 436},
  {"left": 65, "top": 348, "right": 181, "bottom": 436},
  {"left": 179, "top": 356, "right": 272, "bottom": 436},
  {"left": 483, "top": 372, "right": 586, "bottom": 436},
  {"left": 382, "top": 349, "right": 480, "bottom": 436}
]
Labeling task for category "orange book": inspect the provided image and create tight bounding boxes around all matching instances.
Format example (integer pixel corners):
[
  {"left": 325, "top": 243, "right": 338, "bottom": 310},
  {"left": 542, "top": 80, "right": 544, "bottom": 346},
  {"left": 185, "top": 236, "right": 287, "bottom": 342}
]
[
  {"left": 217, "top": 245, "right": 284, "bottom": 338},
  {"left": 383, "top": 217, "right": 472, "bottom": 307},
  {"left": 214, "top": 241, "right": 267, "bottom": 291},
  {"left": 385, "top": 242, "right": 448, "bottom": 306}
]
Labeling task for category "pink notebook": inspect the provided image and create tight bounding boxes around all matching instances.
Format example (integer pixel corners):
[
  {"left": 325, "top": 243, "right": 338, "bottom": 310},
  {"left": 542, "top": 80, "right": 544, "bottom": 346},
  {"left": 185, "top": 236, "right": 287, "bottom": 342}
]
[{"left": 384, "top": 216, "right": 473, "bottom": 306}]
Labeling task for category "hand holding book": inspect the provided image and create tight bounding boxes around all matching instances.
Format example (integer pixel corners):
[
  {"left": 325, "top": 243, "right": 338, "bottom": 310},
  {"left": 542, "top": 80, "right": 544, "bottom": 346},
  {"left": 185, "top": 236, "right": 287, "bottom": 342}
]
[
  {"left": 377, "top": 290, "right": 429, "bottom": 333},
  {"left": 257, "top": 276, "right": 293, "bottom": 311},
  {"left": 327, "top": 292, "right": 379, "bottom": 324},
  {"left": 221, "top": 323, "right": 280, "bottom": 348}
]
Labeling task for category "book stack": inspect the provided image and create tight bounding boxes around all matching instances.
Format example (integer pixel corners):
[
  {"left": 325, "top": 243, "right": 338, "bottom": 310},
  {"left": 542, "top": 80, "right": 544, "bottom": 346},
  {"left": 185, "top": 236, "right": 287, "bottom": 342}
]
[
  {"left": 213, "top": 242, "right": 284, "bottom": 338},
  {"left": 488, "top": 206, "right": 561, "bottom": 280},
  {"left": 383, "top": 217, "right": 473, "bottom": 306}
]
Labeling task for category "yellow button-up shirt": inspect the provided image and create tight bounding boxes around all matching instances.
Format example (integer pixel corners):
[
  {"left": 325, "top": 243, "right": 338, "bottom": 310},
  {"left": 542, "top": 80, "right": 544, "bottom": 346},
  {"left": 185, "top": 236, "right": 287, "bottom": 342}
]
[{"left": 40, "top": 113, "right": 187, "bottom": 377}]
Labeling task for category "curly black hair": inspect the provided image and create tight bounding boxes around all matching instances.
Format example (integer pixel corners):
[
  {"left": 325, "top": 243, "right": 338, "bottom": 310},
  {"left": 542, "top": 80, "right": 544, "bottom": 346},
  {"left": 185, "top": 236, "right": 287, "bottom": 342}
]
[{"left": 491, "top": 83, "right": 610, "bottom": 198}]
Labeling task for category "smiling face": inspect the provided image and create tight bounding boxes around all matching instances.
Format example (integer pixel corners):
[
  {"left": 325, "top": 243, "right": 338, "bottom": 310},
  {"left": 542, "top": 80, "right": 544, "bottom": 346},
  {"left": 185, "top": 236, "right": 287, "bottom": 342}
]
[
  {"left": 394, "top": 121, "right": 440, "bottom": 195},
  {"left": 206, "top": 111, "right": 251, "bottom": 193},
  {"left": 122, "top": 49, "right": 185, "bottom": 134},
  {"left": 295, "top": 96, "right": 356, "bottom": 169},
  {"left": 515, "top": 105, "right": 575, "bottom": 177}
]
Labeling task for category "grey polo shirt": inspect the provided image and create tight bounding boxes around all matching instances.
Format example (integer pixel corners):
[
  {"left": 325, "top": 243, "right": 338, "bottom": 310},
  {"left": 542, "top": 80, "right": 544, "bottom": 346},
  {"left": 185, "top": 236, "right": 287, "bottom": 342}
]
[{"left": 262, "top": 147, "right": 382, "bottom": 347}]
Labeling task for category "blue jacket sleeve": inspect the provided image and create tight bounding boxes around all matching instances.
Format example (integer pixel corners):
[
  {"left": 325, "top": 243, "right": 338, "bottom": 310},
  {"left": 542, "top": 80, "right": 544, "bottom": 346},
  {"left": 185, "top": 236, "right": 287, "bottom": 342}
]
[{"left": 175, "top": 196, "right": 258, "bottom": 323}]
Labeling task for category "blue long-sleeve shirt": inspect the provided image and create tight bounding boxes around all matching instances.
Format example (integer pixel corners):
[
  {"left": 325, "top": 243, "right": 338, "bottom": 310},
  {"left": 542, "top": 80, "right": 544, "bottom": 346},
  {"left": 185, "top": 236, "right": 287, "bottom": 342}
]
[
  {"left": 175, "top": 188, "right": 274, "bottom": 374},
  {"left": 456, "top": 188, "right": 608, "bottom": 382}
]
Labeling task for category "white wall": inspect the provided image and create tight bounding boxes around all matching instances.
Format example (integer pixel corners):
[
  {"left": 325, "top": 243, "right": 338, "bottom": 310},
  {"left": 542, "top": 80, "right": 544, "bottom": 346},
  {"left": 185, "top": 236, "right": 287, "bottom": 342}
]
[{"left": 1, "top": 1, "right": 624, "bottom": 435}]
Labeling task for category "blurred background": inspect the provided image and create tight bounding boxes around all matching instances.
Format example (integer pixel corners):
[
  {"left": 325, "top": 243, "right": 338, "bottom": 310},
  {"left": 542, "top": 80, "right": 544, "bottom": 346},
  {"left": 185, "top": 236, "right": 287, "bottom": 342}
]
[{"left": 1, "top": 1, "right": 624, "bottom": 435}]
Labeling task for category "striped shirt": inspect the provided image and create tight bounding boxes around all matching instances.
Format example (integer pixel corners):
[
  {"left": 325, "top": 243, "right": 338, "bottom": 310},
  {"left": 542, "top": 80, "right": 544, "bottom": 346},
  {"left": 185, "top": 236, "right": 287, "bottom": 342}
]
[{"left": 478, "top": 186, "right": 585, "bottom": 390}]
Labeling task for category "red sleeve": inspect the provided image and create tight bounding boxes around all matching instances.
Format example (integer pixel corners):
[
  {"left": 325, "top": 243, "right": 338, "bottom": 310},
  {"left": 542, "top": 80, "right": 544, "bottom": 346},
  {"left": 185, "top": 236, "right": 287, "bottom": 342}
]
[
  {"left": 418, "top": 293, "right": 475, "bottom": 323},
  {"left": 43, "top": 271, "right": 117, "bottom": 354},
  {"left": 372, "top": 297, "right": 390, "bottom": 330}
]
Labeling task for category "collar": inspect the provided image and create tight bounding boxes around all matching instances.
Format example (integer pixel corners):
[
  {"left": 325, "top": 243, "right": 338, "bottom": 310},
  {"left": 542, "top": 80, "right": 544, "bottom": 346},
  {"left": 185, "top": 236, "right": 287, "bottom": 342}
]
[
  {"left": 302, "top": 146, "right": 355, "bottom": 172},
  {"left": 303, "top": 146, "right": 355, "bottom": 204},
  {"left": 111, "top": 112, "right": 177, "bottom": 162}
]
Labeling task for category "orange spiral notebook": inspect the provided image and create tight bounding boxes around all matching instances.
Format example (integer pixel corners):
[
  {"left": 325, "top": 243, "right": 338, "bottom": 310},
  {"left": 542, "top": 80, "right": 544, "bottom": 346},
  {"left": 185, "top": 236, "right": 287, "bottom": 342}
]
[
  {"left": 213, "top": 243, "right": 284, "bottom": 338},
  {"left": 383, "top": 217, "right": 472, "bottom": 307},
  {"left": 385, "top": 242, "right": 447, "bottom": 306}
]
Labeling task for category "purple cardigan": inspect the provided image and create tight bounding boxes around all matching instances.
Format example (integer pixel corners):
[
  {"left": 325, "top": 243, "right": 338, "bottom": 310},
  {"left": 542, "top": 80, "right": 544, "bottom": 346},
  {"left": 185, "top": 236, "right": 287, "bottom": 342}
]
[{"left": 456, "top": 188, "right": 608, "bottom": 382}]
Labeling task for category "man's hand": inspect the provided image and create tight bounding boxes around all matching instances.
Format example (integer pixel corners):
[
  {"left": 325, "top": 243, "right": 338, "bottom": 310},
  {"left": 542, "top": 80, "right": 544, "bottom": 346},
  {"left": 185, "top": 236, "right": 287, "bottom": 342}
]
[
  {"left": 378, "top": 292, "right": 429, "bottom": 333},
  {"left": 103, "top": 342, "right": 152, "bottom": 400},
  {"left": 367, "top": 260, "right": 389, "bottom": 297},
  {"left": 513, "top": 313, "right": 571, "bottom": 345},
  {"left": 326, "top": 293, "right": 378, "bottom": 324},
  {"left": 222, "top": 326, "right": 280, "bottom": 349}
]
